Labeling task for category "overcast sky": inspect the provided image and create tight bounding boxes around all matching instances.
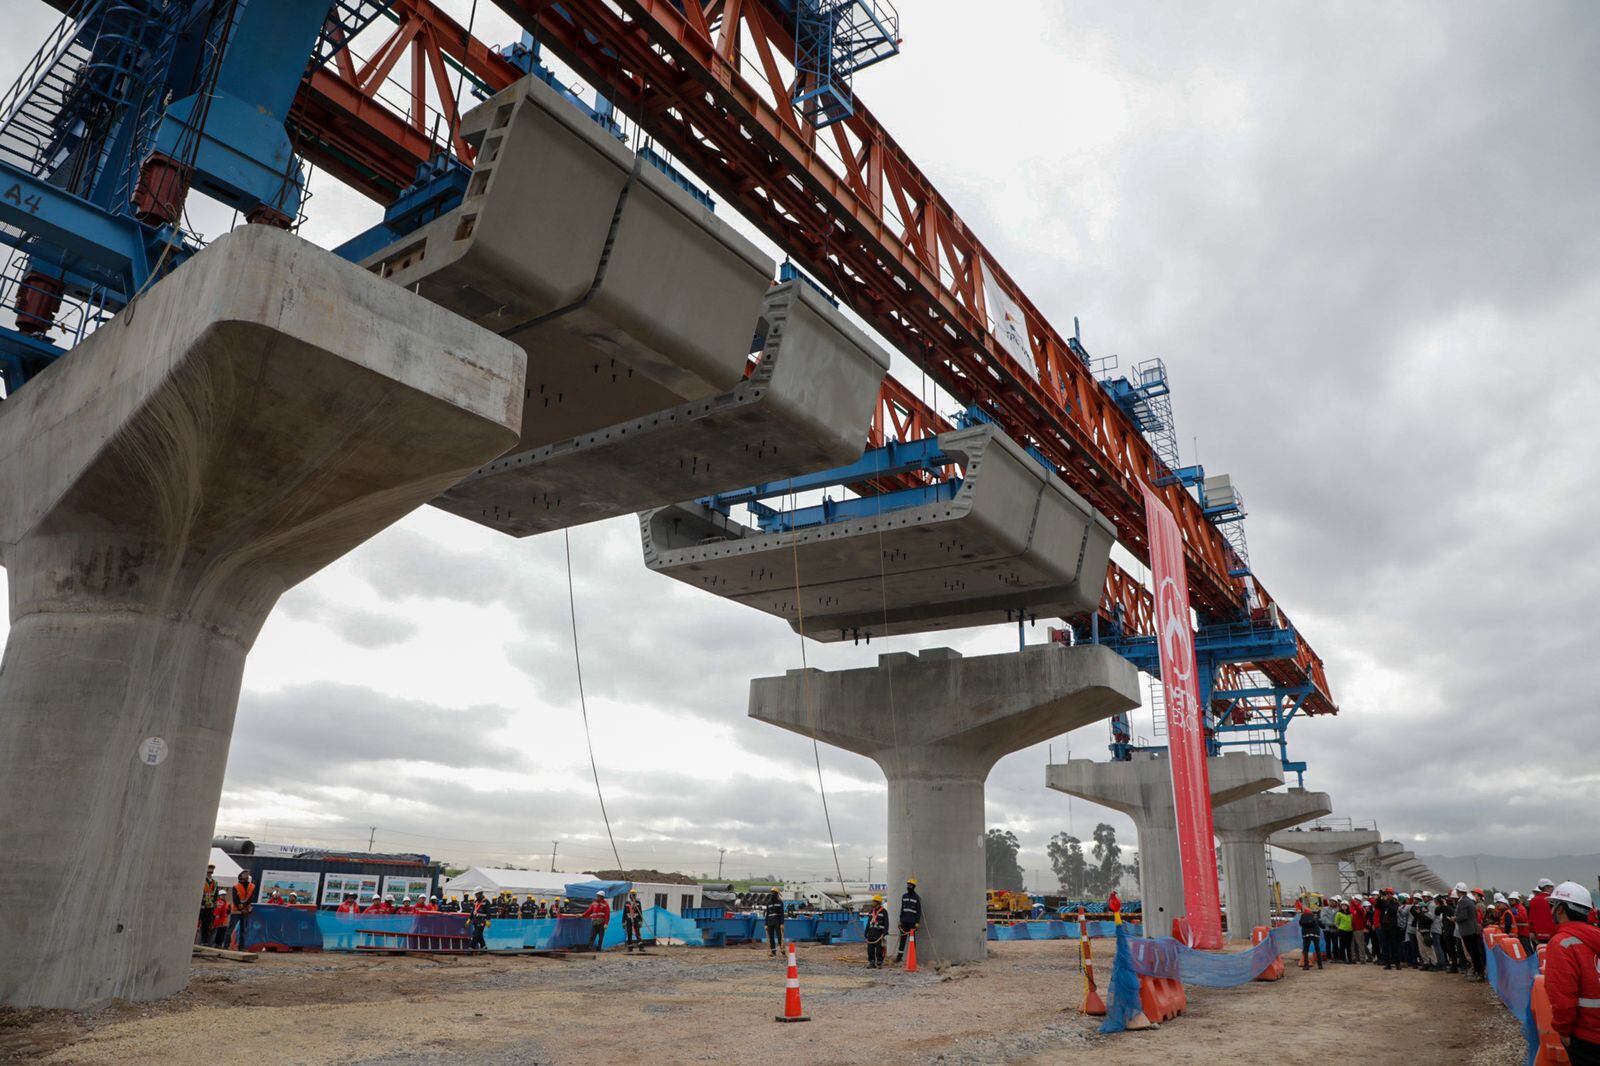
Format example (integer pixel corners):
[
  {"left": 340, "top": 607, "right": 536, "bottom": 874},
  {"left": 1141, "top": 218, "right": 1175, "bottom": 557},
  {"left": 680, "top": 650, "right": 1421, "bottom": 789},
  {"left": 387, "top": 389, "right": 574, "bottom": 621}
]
[{"left": 3, "top": 1, "right": 1596, "bottom": 890}]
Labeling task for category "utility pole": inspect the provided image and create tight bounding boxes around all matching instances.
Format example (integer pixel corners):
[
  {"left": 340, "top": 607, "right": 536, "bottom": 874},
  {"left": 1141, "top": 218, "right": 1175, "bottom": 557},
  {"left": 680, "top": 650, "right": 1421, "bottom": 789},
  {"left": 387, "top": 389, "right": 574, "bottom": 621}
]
[
  {"left": 867, "top": 856, "right": 873, "bottom": 882},
  {"left": 550, "top": 841, "right": 558, "bottom": 873},
  {"left": 367, "top": 826, "right": 376, "bottom": 852},
  {"left": 717, "top": 848, "right": 726, "bottom": 879}
]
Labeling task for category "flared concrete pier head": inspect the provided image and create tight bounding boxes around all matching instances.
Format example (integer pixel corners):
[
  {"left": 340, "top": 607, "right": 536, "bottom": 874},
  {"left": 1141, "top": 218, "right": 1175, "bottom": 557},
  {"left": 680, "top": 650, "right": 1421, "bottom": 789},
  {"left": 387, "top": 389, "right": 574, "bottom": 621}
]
[
  {"left": 1213, "top": 789, "right": 1330, "bottom": 936},
  {"left": 1048, "top": 752, "right": 1284, "bottom": 935},
  {"left": 749, "top": 644, "right": 1138, "bottom": 964},
  {"left": 0, "top": 227, "right": 524, "bottom": 1008},
  {"left": 1269, "top": 828, "right": 1381, "bottom": 898}
]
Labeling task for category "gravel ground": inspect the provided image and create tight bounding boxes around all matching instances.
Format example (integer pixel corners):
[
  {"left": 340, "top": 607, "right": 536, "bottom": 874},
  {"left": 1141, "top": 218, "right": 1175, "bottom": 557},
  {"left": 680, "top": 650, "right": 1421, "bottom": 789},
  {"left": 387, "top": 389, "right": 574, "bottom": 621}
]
[{"left": 0, "top": 941, "right": 1526, "bottom": 1064}]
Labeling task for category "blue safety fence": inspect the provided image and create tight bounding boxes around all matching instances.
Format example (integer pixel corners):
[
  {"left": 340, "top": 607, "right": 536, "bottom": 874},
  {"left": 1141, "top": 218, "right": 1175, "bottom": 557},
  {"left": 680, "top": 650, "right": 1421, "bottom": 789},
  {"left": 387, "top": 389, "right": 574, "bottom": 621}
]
[
  {"left": 1100, "top": 921, "right": 1306, "bottom": 1033},
  {"left": 1484, "top": 940, "right": 1540, "bottom": 1066},
  {"left": 240, "top": 905, "right": 704, "bottom": 951},
  {"left": 988, "top": 920, "right": 1141, "bottom": 940},
  {"left": 690, "top": 911, "right": 865, "bottom": 946}
]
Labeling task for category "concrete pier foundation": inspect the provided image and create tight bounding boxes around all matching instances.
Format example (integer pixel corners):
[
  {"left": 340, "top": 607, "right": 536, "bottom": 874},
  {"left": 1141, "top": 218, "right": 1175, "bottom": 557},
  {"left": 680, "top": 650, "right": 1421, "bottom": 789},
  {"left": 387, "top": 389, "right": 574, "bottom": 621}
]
[
  {"left": 1048, "top": 752, "right": 1284, "bottom": 935},
  {"left": 646, "top": 424, "right": 1117, "bottom": 640},
  {"left": 1212, "top": 789, "right": 1330, "bottom": 936},
  {"left": 749, "top": 645, "right": 1138, "bottom": 964},
  {"left": 1269, "top": 828, "right": 1380, "bottom": 898},
  {"left": 0, "top": 227, "right": 523, "bottom": 1008}
]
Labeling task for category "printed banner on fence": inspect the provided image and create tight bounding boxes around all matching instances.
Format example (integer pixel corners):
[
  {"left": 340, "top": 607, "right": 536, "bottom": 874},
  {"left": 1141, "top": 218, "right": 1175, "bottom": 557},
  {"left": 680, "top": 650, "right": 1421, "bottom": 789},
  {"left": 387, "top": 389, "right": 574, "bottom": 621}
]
[
  {"left": 981, "top": 262, "right": 1038, "bottom": 380},
  {"left": 1142, "top": 484, "right": 1223, "bottom": 949},
  {"left": 258, "top": 869, "right": 320, "bottom": 904}
]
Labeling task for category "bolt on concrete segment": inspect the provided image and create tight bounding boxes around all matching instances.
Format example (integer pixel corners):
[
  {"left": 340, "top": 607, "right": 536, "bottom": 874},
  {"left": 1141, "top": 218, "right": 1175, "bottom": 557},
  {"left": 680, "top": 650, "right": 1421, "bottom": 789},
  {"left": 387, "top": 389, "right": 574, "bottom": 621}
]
[
  {"left": 1268, "top": 828, "right": 1381, "bottom": 898},
  {"left": 1212, "top": 789, "right": 1331, "bottom": 935},
  {"left": 646, "top": 423, "right": 1117, "bottom": 641},
  {"left": 366, "top": 73, "right": 773, "bottom": 456},
  {"left": 1048, "top": 752, "right": 1284, "bottom": 935},
  {"left": 435, "top": 280, "right": 890, "bottom": 535},
  {"left": 749, "top": 644, "right": 1139, "bottom": 965},
  {"left": 0, "top": 226, "right": 524, "bottom": 1009}
]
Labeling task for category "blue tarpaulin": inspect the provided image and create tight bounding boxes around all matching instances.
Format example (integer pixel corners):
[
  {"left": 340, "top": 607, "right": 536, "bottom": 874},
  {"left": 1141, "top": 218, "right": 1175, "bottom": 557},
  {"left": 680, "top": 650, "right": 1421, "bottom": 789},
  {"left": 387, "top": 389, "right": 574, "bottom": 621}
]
[
  {"left": 240, "top": 904, "right": 703, "bottom": 951},
  {"left": 1484, "top": 940, "right": 1540, "bottom": 1066},
  {"left": 565, "top": 880, "right": 632, "bottom": 900}
]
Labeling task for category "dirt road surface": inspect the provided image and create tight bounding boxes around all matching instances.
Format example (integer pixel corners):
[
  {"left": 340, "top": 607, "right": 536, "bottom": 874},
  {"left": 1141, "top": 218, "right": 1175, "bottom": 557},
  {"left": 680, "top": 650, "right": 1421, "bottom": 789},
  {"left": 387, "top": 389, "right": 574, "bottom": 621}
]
[{"left": 0, "top": 940, "right": 1522, "bottom": 1064}]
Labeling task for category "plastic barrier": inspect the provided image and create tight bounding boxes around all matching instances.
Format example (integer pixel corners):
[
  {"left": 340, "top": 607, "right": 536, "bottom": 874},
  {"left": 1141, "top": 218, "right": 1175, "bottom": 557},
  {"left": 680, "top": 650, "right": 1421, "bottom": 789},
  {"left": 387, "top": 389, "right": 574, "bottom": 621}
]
[
  {"left": 1484, "top": 930, "right": 1542, "bottom": 1066},
  {"left": 241, "top": 906, "right": 702, "bottom": 952},
  {"left": 1252, "top": 926, "right": 1284, "bottom": 981},
  {"left": 988, "top": 919, "right": 1139, "bottom": 940}
]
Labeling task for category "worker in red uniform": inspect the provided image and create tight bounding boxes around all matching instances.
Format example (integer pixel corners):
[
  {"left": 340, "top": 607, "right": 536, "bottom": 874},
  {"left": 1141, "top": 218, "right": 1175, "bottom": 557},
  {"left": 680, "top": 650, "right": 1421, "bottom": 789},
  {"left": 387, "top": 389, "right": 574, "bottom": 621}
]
[
  {"left": 583, "top": 894, "right": 612, "bottom": 951},
  {"left": 1530, "top": 878, "right": 1558, "bottom": 944},
  {"left": 1545, "top": 882, "right": 1600, "bottom": 1065},
  {"left": 336, "top": 893, "right": 361, "bottom": 915},
  {"left": 1508, "top": 892, "right": 1533, "bottom": 952}
]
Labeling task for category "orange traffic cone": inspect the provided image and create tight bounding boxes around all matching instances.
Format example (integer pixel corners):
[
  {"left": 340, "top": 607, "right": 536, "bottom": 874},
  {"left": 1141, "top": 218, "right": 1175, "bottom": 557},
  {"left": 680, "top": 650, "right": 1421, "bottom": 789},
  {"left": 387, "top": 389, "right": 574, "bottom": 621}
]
[
  {"left": 775, "top": 942, "right": 810, "bottom": 1023},
  {"left": 904, "top": 931, "right": 918, "bottom": 972},
  {"left": 1081, "top": 962, "right": 1107, "bottom": 1015}
]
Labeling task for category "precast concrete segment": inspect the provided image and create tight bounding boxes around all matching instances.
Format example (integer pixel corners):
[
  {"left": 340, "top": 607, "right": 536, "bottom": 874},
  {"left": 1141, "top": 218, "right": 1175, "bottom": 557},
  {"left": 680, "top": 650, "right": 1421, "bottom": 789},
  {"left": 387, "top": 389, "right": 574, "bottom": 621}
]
[
  {"left": 366, "top": 73, "right": 773, "bottom": 455},
  {"left": 1212, "top": 789, "right": 1330, "bottom": 937},
  {"left": 435, "top": 281, "right": 890, "bottom": 535},
  {"left": 644, "top": 424, "right": 1117, "bottom": 640},
  {"left": 749, "top": 644, "right": 1138, "bottom": 964},
  {"left": 0, "top": 227, "right": 523, "bottom": 1009},
  {"left": 1048, "top": 752, "right": 1284, "bottom": 934},
  {"left": 1269, "top": 828, "right": 1381, "bottom": 898}
]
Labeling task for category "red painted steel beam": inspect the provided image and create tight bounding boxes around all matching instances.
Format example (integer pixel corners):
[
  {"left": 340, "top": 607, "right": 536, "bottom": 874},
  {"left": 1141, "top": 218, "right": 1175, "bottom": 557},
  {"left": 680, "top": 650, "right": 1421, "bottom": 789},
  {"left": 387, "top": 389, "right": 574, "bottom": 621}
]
[{"left": 284, "top": 0, "right": 1334, "bottom": 714}]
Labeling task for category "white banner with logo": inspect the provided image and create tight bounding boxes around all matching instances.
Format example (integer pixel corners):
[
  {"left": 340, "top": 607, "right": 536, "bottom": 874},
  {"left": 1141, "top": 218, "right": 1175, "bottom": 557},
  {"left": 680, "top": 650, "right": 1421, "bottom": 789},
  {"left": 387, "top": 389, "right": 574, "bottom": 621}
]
[{"left": 981, "top": 263, "right": 1038, "bottom": 379}]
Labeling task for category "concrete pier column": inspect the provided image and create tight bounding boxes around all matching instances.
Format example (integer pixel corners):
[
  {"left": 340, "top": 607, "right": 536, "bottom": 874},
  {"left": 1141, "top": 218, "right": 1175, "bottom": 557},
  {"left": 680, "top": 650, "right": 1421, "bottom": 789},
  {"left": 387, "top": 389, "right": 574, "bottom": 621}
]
[
  {"left": 1212, "top": 789, "right": 1330, "bottom": 936},
  {"left": 1269, "top": 828, "right": 1380, "bottom": 898},
  {"left": 1048, "top": 752, "right": 1284, "bottom": 935},
  {"left": 0, "top": 227, "right": 524, "bottom": 1008},
  {"left": 750, "top": 645, "right": 1138, "bottom": 965}
]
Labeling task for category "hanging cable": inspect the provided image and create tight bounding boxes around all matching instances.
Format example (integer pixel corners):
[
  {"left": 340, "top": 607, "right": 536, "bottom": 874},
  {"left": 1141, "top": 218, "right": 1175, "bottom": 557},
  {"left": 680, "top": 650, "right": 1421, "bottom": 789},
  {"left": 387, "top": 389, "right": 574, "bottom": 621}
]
[
  {"left": 784, "top": 479, "right": 849, "bottom": 892},
  {"left": 563, "top": 528, "right": 625, "bottom": 875}
]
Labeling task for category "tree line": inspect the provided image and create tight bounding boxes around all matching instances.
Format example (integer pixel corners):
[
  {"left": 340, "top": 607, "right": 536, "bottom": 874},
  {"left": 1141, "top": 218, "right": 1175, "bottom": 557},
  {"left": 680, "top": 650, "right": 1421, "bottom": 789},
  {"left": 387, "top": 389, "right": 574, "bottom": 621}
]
[{"left": 984, "top": 824, "right": 1138, "bottom": 896}]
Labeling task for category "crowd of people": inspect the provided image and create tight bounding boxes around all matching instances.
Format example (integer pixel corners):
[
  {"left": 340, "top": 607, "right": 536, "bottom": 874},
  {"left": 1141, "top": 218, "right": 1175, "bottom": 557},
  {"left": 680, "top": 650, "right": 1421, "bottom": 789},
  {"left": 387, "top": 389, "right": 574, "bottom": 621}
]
[{"left": 1293, "top": 878, "right": 1599, "bottom": 1062}]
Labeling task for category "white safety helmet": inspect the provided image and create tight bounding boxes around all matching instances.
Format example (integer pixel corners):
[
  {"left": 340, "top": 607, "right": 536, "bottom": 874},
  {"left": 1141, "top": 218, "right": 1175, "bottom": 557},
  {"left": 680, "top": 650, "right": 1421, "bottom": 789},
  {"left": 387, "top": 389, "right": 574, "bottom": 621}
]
[
  {"left": 1509, "top": 891, "right": 1521, "bottom": 900},
  {"left": 1550, "top": 882, "right": 1594, "bottom": 915},
  {"left": 1455, "top": 882, "right": 1469, "bottom": 893},
  {"left": 1493, "top": 893, "right": 1507, "bottom": 904},
  {"left": 1537, "top": 878, "right": 1556, "bottom": 891}
]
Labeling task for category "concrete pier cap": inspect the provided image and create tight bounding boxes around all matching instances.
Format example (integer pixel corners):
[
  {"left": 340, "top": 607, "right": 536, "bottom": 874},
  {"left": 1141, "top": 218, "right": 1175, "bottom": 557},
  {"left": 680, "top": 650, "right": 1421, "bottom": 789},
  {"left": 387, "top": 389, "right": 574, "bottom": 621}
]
[
  {"left": 0, "top": 227, "right": 524, "bottom": 1008},
  {"left": 749, "top": 643, "right": 1139, "bottom": 965},
  {"left": 1212, "top": 789, "right": 1331, "bottom": 937},
  {"left": 1048, "top": 751, "right": 1284, "bottom": 935},
  {"left": 1270, "top": 827, "right": 1382, "bottom": 898}
]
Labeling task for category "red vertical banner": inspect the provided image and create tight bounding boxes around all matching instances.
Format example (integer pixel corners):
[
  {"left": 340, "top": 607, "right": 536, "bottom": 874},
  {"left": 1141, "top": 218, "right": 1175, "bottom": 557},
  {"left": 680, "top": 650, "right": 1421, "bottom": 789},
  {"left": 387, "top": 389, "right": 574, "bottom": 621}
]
[{"left": 1141, "top": 486, "right": 1223, "bottom": 949}]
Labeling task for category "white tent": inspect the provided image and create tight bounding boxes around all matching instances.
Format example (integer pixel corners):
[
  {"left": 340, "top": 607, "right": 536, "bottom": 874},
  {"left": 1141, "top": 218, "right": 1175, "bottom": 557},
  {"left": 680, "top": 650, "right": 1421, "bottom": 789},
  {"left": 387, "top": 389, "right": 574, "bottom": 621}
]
[
  {"left": 440, "top": 867, "right": 575, "bottom": 899},
  {"left": 208, "top": 848, "right": 243, "bottom": 882}
]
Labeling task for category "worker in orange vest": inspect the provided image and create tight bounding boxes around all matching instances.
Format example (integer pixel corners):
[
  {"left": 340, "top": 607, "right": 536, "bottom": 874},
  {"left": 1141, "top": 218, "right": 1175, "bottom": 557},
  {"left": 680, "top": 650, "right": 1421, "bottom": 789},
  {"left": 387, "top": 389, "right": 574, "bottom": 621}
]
[
  {"left": 227, "top": 872, "right": 256, "bottom": 949},
  {"left": 1544, "top": 882, "right": 1600, "bottom": 1065}
]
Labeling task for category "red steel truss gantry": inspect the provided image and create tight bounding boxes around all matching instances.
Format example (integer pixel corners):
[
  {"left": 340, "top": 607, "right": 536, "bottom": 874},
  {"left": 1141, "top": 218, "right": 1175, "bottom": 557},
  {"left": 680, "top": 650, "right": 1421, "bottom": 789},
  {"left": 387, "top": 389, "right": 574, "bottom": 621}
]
[{"left": 282, "top": 0, "right": 1334, "bottom": 715}]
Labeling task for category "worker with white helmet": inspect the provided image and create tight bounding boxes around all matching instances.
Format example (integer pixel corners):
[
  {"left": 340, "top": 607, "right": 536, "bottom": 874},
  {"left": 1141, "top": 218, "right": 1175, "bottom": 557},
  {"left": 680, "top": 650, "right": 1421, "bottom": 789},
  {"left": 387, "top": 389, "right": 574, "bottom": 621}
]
[
  {"left": 1454, "top": 883, "right": 1486, "bottom": 980},
  {"left": 1531, "top": 877, "right": 1559, "bottom": 945},
  {"left": 1544, "top": 882, "right": 1600, "bottom": 1063}
]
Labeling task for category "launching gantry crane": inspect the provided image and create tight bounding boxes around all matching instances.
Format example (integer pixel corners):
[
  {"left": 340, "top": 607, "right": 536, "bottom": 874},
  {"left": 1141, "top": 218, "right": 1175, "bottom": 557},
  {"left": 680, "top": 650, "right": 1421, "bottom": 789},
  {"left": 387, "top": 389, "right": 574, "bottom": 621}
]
[{"left": 0, "top": 0, "right": 1335, "bottom": 775}]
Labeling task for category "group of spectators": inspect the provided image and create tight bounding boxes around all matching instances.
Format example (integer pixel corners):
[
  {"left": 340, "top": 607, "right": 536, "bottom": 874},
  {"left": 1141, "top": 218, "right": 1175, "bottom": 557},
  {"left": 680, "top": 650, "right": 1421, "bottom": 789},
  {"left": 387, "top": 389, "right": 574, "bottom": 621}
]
[
  {"left": 1294, "top": 878, "right": 1600, "bottom": 1062},
  {"left": 1295, "top": 878, "right": 1597, "bottom": 978}
]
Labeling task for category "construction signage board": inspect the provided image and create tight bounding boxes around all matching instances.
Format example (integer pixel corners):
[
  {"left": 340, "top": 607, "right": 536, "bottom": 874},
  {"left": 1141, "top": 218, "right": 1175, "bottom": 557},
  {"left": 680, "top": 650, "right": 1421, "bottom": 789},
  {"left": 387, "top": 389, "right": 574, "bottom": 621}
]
[
  {"left": 383, "top": 875, "right": 434, "bottom": 903},
  {"left": 1141, "top": 485, "right": 1224, "bottom": 949},
  {"left": 321, "top": 872, "right": 381, "bottom": 907},
  {"left": 258, "top": 869, "right": 320, "bottom": 904}
]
